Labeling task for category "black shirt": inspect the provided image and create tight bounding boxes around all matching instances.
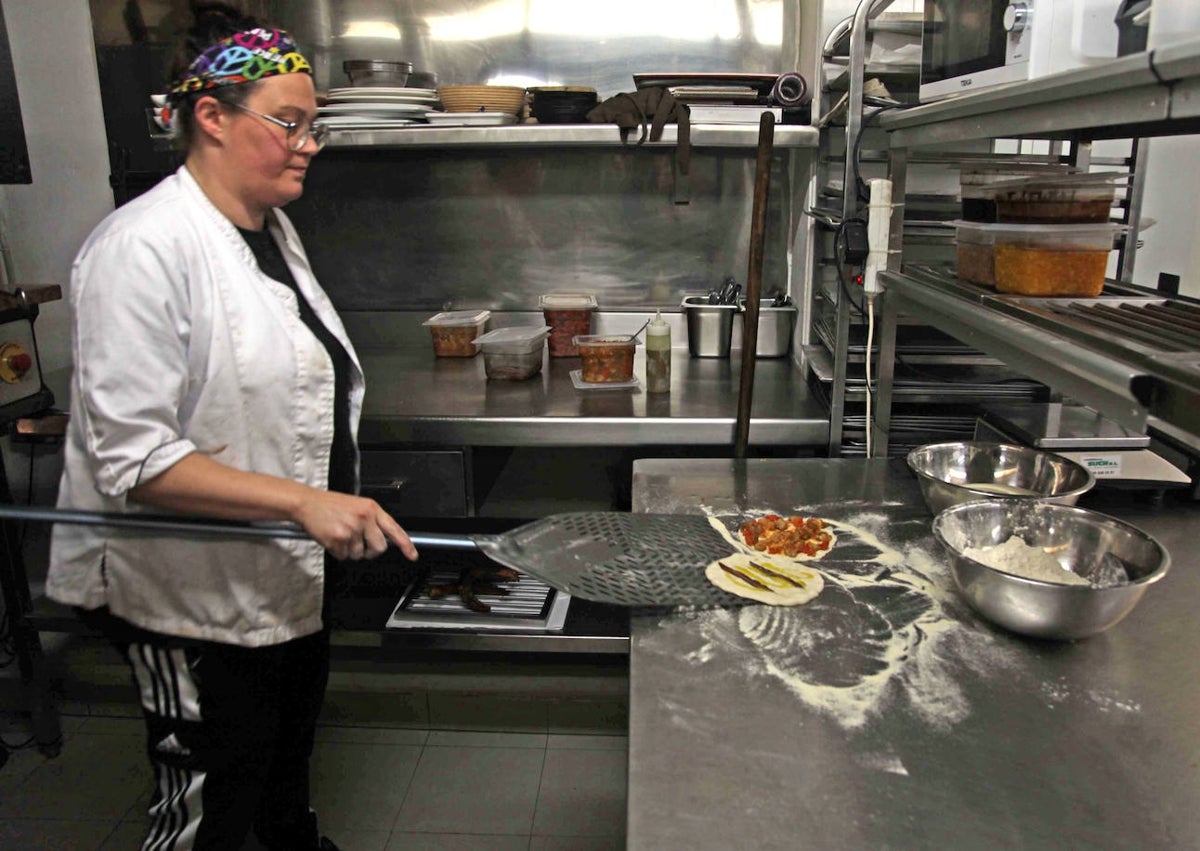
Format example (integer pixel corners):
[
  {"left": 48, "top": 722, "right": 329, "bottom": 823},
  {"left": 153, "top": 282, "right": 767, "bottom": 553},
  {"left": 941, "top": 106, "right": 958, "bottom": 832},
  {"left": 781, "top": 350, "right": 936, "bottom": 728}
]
[{"left": 237, "top": 225, "right": 356, "bottom": 496}]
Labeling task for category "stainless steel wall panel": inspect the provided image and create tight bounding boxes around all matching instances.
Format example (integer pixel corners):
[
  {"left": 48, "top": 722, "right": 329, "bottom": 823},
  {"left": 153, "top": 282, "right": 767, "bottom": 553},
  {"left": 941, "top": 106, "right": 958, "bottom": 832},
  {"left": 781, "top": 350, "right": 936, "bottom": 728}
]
[
  {"left": 287, "top": 146, "right": 794, "bottom": 311},
  {"left": 271, "top": 0, "right": 793, "bottom": 95}
]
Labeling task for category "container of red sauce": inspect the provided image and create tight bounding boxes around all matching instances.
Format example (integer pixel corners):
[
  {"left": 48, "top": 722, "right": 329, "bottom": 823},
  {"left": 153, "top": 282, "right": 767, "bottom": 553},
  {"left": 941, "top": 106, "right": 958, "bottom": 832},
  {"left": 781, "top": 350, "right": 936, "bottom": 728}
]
[
  {"left": 422, "top": 310, "right": 491, "bottom": 357},
  {"left": 540, "top": 293, "right": 597, "bottom": 357},
  {"left": 574, "top": 334, "right": 636, "bottom": 383}
]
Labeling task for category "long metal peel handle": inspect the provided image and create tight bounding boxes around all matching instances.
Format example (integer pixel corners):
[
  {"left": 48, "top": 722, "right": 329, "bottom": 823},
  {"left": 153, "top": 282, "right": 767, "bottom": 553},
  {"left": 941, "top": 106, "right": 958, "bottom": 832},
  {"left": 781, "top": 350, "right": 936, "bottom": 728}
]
[
  {"left": 0, "top": 504, "right": 481, "bottom": 551},
  {"left": 409, "top": 531, "right": 482, "bottom": 551}
]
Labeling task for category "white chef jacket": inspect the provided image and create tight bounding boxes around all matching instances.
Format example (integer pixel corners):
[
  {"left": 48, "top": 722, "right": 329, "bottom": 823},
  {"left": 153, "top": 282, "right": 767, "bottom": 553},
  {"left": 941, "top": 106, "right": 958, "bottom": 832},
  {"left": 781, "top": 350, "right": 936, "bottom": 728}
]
[{"left": 46, "top": 166, "right": 364, "bottom": 647}]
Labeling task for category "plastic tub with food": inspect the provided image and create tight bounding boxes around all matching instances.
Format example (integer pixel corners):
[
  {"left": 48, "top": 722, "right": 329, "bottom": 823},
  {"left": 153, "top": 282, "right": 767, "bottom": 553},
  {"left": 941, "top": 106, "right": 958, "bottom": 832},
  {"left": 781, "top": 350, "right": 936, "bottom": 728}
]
[
  {"left": 422, "top": 310, "right": 491, "bottom": 357},
  {"left": 574, "top": 334, "right": 637, "bottom": 383},
  {"left": 472, "top": 326, "right": 550, "bottom": 380},
  {"left": 960, "top": 164, "right": 1076, "bottom": 222},
  {"left": 990, "top": 172, "right": 1123, "bottom": 224},
  {"left": 539, "top": 293, "right": 597, "bottom": 356},
  {"left": 953, "top": 221, "right": 997, "bottom": 286},
  {"left": 954, "top": 221, "right": 1124, "bottom": 296}
]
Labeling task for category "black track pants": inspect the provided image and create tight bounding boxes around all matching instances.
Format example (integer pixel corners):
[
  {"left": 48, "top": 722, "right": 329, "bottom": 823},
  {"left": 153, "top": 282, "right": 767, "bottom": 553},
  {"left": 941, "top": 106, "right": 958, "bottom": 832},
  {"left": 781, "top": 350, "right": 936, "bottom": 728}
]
[{"left": 81, "top": 608, "right": 330, "bottom": 850}]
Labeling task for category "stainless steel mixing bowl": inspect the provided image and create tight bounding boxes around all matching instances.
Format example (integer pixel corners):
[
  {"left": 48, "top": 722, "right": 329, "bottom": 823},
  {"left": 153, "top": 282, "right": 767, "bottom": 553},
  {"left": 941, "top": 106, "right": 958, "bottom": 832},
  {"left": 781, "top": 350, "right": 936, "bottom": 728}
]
[
  {"left": 907, "top": 441, "right": 1094, "bottom": 515},
  {"left": 933, "top": 500, "right": 1170, "bottom": 640}
]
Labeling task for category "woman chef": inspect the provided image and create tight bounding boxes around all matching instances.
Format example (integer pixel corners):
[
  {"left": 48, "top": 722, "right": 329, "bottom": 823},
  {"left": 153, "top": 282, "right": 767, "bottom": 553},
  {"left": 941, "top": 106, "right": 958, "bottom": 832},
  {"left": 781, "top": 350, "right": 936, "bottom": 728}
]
[{"left": 45, "top": 7, "right": 415, "bottom": 849}]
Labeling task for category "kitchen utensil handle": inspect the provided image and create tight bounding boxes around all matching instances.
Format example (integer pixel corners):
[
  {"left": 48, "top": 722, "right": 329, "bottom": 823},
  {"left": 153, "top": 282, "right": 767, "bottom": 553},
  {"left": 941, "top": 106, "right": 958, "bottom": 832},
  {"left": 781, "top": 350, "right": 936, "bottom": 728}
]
[
  {"left": 0, "top": 505, "right": 310, "bottom": 539},
  {"left": 407, "top": 532, "right": 480, "bottom": 550},
  {"left": 735, "top": 112, "right": 774, "bottom": 458},
  {"left": 0, "top": 504, "right": 482, "bottom": 551}
]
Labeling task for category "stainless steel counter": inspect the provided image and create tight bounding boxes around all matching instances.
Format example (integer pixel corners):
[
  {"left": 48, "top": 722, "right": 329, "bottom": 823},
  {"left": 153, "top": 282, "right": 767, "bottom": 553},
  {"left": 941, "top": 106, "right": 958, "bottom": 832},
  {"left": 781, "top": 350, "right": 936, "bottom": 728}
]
[
  {"left": 627, "top": 458, "right": 1200, "bottom": 850},
  {"left": 356, "top": 346, "right": 828, "bottom": 447}
]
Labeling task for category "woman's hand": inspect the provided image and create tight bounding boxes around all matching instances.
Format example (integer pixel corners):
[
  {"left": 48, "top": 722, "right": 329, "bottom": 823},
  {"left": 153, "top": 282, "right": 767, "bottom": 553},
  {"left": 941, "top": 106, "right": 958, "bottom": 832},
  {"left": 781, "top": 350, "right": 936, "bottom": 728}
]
[
  {"left": 293, "top": 490, "right": 418, "bottom": 561},
  {"left": 128, "top": 453, "right": 419, "bottom": 562}
]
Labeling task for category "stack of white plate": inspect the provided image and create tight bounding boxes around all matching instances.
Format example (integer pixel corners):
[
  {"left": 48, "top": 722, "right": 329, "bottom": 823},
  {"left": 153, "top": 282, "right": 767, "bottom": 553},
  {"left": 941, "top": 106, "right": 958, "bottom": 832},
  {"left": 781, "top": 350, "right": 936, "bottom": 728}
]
[{"left": 320, "top": 87, "right": 440, "bottom": 130}]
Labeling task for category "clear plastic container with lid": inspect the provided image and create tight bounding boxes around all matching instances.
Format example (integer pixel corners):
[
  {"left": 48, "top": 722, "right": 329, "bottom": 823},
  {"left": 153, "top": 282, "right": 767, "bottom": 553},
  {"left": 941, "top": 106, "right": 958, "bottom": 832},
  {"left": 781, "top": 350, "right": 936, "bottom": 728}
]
[
  {"left": 540, "top": 293, "right": 597, "bottom": 357},
  {"left": 960, "top": 164, "right": 1076, "bottom": 222},
  {"left": 422, "top": 310, "right": 491, "bottom": 357},
  {"left": 472, "top": 326, "right": 550, "bottom": 380},
  {"left": 644, "top": 310, "right": 671, "bottom": 393},
  {"left": 989, "top": 173, "right": 1125, "bottom": 224},
  {"left": 953, "top": 220, "right": 1125, "bottom": 296},
  {"left": 574, "top": 334, "right": 637, "bottom": 383}
]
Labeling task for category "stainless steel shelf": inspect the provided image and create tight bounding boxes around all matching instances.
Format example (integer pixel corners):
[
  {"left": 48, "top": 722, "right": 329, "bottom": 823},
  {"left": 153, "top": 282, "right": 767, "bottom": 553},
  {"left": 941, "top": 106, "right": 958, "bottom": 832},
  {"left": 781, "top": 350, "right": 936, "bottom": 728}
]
[
  {"left": 874, "top": 269, "right": 1200, "bottom": 447},
  {"left": 326, "top": 122, "right": 819, "bottom": 150},
  {"left": 879, "top": 38, "right": 1200, "bottom": 147}
]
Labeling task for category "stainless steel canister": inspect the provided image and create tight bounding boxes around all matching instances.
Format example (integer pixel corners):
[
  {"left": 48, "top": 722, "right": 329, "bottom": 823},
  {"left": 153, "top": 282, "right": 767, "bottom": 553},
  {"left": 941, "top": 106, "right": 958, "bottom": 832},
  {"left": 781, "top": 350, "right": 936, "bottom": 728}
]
[
  {"left": 682, "top": 296, "right": 738, "bottom": 357},
  {"left": 742, "top": 299, "right": 797, "bottom": 358}
]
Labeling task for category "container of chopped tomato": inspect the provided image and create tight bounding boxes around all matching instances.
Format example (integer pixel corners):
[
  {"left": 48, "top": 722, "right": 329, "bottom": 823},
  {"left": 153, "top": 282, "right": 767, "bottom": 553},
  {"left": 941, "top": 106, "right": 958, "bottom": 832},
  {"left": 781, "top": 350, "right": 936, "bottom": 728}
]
[
  {"left": 574, "top": 334, "right": 636, "bottom": 383},
  {"left": 540, "top": 293, "right": 597, "bottom": 357},
  {"left": 422, "top": 310, "right": 491, "bottom": 357}
]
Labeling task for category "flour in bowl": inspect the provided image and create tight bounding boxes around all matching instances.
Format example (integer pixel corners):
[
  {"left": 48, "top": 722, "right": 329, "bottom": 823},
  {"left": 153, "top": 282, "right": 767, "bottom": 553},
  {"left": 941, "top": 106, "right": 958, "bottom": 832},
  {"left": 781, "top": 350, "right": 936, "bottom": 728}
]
[{"left": 963, "top": 535, "right": 1090, "bottom": 585}]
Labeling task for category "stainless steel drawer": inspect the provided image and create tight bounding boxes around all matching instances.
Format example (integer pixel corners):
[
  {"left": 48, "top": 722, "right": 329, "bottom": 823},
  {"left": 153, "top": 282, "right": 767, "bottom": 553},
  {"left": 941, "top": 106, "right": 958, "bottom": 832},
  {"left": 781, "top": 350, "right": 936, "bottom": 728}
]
[{"left": 359, "top": 450, "right": 469, "bottom": 517}]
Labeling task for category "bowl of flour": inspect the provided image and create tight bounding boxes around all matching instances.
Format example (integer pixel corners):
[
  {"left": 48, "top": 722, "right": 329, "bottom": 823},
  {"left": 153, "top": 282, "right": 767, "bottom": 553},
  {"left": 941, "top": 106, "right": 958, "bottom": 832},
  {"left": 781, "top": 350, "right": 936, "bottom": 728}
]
[{"left": 933, "top": 500, "right": 1169, "bottom": 640}]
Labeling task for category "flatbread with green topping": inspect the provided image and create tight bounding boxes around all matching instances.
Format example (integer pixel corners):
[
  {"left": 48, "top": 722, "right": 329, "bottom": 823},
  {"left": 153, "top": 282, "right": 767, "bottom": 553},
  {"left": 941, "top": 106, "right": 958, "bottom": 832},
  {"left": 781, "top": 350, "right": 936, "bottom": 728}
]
[{"left": 704, "top": 552, "right": 825, "bottom": 606}]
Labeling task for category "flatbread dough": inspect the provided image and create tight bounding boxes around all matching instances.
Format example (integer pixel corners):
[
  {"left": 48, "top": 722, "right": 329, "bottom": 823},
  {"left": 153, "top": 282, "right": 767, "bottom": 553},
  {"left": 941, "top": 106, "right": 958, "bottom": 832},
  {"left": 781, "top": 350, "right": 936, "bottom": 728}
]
[
  {"left": 706, "top": 515, "right": 838, "bottom": 565},
  {"left": 705, "top": 552, "right": 825, "bottom": 606}
]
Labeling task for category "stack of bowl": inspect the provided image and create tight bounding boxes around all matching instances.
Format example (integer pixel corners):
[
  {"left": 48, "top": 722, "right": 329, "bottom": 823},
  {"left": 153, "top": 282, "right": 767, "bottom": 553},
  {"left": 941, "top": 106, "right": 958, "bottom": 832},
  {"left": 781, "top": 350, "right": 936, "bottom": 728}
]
[
  {"left": 343, "top": 60, "right": 412, "bottom": 87},
  {"left": 437, "top": 85, "right": 527, "bottom": 116},
  {"left": 907, "top": 440, "right": 1171, "bottom": 640},
  {"left": 528, "top": 87, "right": 598, "bottom": 124}
]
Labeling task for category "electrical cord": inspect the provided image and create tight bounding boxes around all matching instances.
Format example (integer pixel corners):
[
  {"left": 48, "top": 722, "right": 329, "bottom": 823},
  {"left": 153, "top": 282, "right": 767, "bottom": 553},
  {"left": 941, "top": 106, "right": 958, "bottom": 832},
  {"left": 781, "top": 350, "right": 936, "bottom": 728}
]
[
  {"left": 865, "top": 294, "right": 876, "bottom": 458},
  {"left": 833, "top": 217, "right": 867, "bottom": 316},
  {"left": 850, "top": 102, "right": 907, "bottom": 208},
  {"left": 832, "top": 217, "right": 875, "bottom": 432}
]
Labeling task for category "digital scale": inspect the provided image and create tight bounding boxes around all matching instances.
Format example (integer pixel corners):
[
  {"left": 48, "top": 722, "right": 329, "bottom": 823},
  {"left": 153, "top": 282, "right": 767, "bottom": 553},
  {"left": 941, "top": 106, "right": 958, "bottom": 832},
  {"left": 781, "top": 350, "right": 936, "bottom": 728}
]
[{"left": 974, "top": 403, "right": 1192, "bottom": 492}]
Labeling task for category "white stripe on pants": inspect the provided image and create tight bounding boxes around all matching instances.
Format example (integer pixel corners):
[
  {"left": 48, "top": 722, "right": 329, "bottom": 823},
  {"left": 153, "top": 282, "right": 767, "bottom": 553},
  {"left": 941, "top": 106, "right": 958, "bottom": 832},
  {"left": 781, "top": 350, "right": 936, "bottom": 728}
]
[{"left": 127, "top": 643, "right": 206, "bottom": 851}]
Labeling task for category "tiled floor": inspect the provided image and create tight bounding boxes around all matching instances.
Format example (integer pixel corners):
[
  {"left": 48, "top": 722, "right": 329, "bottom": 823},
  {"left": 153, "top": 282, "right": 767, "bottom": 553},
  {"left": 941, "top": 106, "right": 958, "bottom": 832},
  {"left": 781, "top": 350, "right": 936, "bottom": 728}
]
[{"left": 0, "top": 714, "right": 628, "bottom": 850}]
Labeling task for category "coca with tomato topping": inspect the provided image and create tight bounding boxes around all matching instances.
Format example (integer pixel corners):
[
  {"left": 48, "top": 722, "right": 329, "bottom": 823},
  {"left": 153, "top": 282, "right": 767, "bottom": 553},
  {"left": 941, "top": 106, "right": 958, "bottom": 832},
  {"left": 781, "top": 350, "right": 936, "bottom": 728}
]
[{"left": 739, "top": 514, "right": 833, "bottom": 558}]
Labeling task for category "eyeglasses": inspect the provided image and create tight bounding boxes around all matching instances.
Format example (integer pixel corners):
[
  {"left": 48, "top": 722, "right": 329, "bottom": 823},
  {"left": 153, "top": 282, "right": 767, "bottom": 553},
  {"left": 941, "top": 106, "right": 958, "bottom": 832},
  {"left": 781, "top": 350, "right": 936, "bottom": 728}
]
[{"left": 230, "top": 102, "right": 329, "bottom": 151}]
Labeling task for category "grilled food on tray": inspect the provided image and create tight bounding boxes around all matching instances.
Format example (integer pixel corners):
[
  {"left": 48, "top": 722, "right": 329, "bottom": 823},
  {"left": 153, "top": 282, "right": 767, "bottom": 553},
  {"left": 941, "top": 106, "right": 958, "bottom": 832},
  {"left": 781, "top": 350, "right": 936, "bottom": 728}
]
[{"left": 428, "top": 566, "right": 521, "bottom": 612}]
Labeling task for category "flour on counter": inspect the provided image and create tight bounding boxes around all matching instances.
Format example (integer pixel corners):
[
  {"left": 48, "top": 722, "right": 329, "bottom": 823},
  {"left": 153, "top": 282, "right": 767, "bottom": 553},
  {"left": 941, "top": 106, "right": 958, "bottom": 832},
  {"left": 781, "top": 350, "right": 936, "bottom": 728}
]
[
  {"left": 649, "top": 509, "right": 1021, "bottom": 731},
  {"left": 963, "top": 535, "right": 1090, "bottom": 585},
  {"left": 1040, "top": 677, "right": 1141, "bottom": 714}
]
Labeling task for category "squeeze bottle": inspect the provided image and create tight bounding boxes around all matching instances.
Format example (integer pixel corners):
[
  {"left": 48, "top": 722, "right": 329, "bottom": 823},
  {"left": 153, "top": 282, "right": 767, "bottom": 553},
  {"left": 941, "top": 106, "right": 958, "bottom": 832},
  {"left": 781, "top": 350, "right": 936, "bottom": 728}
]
[{"left": 645, "top": 310, "right": 671, "bottom": 394}]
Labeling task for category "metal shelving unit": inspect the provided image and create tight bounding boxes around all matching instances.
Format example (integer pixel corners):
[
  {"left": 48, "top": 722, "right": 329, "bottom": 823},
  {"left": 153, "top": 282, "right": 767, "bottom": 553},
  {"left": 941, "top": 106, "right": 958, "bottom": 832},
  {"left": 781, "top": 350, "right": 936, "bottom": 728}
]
[
  {"left": 873, "top": 40, "right": 1200, "bottom": 456},
  {"left": 326, "top": 122, "right": 820, "bottom": 150},
  {"left": 811, "top": 0, "right": 1061, "bottom": 457}
]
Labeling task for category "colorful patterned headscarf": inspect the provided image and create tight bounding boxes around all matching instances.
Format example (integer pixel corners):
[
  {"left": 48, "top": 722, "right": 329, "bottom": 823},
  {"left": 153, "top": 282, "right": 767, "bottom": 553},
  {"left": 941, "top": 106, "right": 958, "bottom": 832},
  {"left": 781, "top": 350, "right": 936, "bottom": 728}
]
[{"left": 168, "top": 27, "right": 311, "bottom": 100}]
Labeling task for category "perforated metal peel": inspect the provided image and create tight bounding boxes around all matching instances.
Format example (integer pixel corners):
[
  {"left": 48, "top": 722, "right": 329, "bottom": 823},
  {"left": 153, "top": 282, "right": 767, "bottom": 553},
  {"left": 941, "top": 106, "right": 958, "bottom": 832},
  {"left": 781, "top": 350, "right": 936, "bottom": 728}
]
[
  {"left": 468, "top": 512, "right": 743, "bottom": 607},
  {"left": 0, "top": 507, "right": 748, "bottom": 608}
]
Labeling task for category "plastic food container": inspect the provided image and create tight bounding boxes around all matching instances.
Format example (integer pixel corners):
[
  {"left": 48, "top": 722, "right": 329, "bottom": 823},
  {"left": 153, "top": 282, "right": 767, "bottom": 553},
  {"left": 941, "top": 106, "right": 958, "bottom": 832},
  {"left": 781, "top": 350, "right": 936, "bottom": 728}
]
[
  {"left": 539, "top": 293, "right": 597, "bottom": 357},
  {"left": 574, "top": 334, "right": 636, "bottom": 382},
  {"left": 954, "top": 221, "right": 1123, "bottom": 296},
  {"left": 422, "top": 310, "right": 491, "bottom": 357},
  {"left": 472, "top": 326, "right": 550, "bottom": 380},
  {"left": 954, "top": 223, "right": 997, "bottom": 286},
  {"left": 990, "top": 173, "right": 1122, "bottom": 224},
  {"left": 681, "top": 295, "right": 738, "bottom": 358},
  {"left": 959, "top": 165, "right": 1076, "bottom": 222}
]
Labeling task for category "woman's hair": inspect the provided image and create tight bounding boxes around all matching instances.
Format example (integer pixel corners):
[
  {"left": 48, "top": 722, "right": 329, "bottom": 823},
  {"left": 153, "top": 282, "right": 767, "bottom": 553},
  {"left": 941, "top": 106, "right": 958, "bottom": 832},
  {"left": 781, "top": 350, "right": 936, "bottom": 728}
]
[{"left": 167, "top": 3, "right": 263, "bottom": 153}]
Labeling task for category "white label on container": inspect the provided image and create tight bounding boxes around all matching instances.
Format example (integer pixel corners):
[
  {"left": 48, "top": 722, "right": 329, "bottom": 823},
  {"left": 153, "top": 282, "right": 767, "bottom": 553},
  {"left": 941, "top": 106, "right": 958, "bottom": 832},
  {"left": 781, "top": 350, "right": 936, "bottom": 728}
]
[{"left": 1077, "top": 455, "right": 1122, "bottom": 478}]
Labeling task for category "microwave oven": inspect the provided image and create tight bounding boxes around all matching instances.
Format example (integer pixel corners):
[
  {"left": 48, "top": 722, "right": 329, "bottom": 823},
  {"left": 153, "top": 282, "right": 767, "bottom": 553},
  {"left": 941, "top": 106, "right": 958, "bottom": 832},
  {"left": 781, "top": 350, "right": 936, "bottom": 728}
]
[{"left": 920, "top": 0, "right": 1123, "bottom": 101}]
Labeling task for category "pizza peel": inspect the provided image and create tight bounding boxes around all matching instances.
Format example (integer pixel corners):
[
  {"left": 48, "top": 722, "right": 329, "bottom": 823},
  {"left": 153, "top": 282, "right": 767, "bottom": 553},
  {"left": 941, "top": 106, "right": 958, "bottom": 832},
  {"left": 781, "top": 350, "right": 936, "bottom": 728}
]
[{"left": 0, "top": 506, "right": 758, "bottom": 608}]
